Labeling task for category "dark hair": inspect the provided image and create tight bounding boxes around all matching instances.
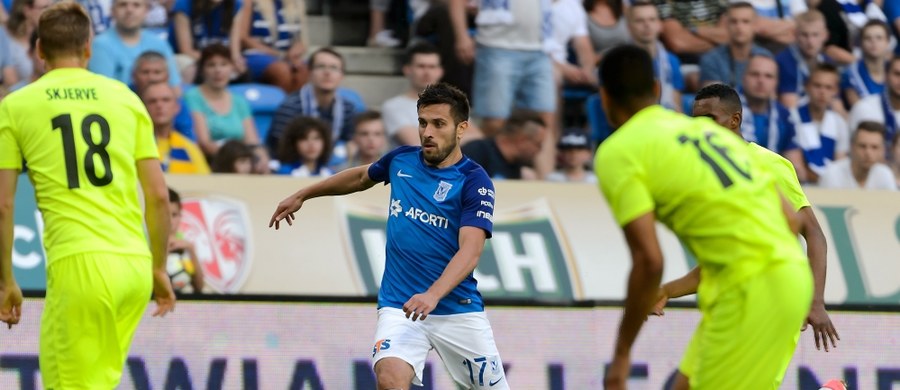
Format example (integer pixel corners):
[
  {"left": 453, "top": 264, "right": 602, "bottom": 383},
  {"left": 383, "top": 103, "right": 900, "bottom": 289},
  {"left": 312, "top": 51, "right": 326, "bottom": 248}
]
[
  {"left": 196, "top": 44, "right": 232, "bottom": 84},
  {"left": 308, "top": 47, "right": 345, "bottom": 72},
  {"left": 502, "top": 110, "right": 546, "bottom": 136},
  {"left": 808, "top": 63, "right": 840, "bottom": 82},
  {"left": 629, "top": 1, "right": 657, "bottom": 13},
  {"left": 191, "top": 0, "right": 235, "bottom": 37},
  {"left": 861, "top": 19, "right": 892, "bottom": 40},
  {"left": 727, "top": 1, "right": 756, "bottom": 14},
  {"left": 7, "top": 0, "right": 34, "bottom": 36},
  {"left": 278, "top": 117, "right": 332, "bottom": 168},
  {"left": 853, "top": 121, "right": 887, "bottom": 143},
  {"left": 168, "top": 187, "right": 182, "bottom": 206},
  {"left": 416, "top": 82, "right": 470, "bottom": 126},
  {"left": 887, "top": 54, "right": 900, "bottom": 72},
  {"left": 212, "top": 140, "right": 254, "bottom": 173},
  {"left": 695, "top": 83, "right": 743, "bottom": 114},
  {"left": 599, "top": 45, "right": 656, "bottom": 104},
  {"left": 353, "top": 110, "right": 382, "bottom": 129},
  {"left": 37, "top": 2, "right": 92, "bottom": 62},
  {"left": 404, "top": 43, "right": 440, "bottom": 65},
  {"left": 584, "top": 0, "right": 624, "bottom": 19}
]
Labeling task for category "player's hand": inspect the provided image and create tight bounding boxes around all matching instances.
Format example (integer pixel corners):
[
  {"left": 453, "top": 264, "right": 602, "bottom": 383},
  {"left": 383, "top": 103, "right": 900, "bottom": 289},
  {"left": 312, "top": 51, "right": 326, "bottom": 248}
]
[
  {"left": 0, "top": 281, "right": 23, "bottom": 329},
  {"left": 402, "top": 292, "right": 439, "bottom": 322},
  {"left": 604, "top": 355, "right": 630, "bottom": 390},
  {"left": 269, "top": 193, "right": 305, "bottom": 229},
  {"left": 151, "top": 269, "right": 176, "bottom": 317},
  {"left": 803, "top": 304, "right": 839, "bottom": 352},
  {"left": 455, "top": 35, "right": 475, "bottom": 65},
  {"left": 650, "top": 288, "right": 668, "bottom": 317}
]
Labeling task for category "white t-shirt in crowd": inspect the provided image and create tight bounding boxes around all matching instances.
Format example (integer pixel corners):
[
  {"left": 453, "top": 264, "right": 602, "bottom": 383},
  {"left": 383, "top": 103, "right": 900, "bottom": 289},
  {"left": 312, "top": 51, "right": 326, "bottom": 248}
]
[
  {"left": 818, "top": 159, "right": 898, "bottom": 190},
  {"left": 381, "top": 94, "right": 419, "bottom": 143},
  {"left": 545, "top": 0, "right": 589, "bottom": 63}
]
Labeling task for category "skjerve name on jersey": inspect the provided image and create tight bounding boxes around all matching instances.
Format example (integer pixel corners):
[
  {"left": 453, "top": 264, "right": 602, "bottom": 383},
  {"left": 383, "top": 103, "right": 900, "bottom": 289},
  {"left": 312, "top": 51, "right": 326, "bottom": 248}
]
[
  {"left": 46, "top": 87, "right": 98, "bottom": 101},
  {"left": 391, "top": 199, "right": 449, "bottom": 229}
]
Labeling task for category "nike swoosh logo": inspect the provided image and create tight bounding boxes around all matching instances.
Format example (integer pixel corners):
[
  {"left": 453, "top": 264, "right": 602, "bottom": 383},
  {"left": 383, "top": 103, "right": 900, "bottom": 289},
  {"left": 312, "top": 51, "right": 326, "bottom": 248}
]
[
  {"left": 397, "top": 170, "right": 413, "bottom": 178},
  {"left": 489, "top": 377, "right": 503, "bottom": 386}
]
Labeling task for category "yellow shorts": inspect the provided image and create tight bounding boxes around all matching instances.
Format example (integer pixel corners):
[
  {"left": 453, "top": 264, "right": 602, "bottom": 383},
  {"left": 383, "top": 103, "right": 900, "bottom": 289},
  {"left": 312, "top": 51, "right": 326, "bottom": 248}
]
[
  {"left": 40, "top": 253, "right": 152, "bottom": 390},
  {"left": 678, "top": 261, "right": 812, "bottom": 389}
]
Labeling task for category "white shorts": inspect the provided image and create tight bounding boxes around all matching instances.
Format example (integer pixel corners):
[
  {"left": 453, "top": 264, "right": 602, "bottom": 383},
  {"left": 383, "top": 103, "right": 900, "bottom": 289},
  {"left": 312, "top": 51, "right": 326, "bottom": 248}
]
[{"left": 371, "top": 307, "right": 509, "bottom": 389}]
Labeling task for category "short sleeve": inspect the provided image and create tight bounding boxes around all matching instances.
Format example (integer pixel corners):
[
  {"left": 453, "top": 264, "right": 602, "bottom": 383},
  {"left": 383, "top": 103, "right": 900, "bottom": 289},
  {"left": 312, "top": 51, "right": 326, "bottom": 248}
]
[
  {"left": 0, "top": 101, "right": 22, "bottom": 170},
  {"left": 698, "top": 52, "right": 720, "bottom": 84},
  {"left": 132, "top": 98, "right": 160, "bottom": 160},
  {"left": 571, "top": 3, "right": 589, "bottom": 37},
  {"left": 595, "top": 143, "right": 655, "bottom": 226},
  {"left": 770, "top": 155, "right": 810, "bottom": 211},
  {"left": 367, "top": 146, "right": 418, "bottom": 184},
  {"left": 460, "top": 168, "right": 494, "bottom": 238},
  {"left": 173, "top": 0, "right": 191, "bottom": 15}
]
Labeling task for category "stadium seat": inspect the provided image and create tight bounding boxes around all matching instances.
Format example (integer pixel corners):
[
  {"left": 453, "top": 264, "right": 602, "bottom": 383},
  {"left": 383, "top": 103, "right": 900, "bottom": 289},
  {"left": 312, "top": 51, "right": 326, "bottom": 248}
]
[
  {"left": 585, "top": 94, "right": 613, "bottom": 145},
  {"left": 229, "top": 83, "right": 286, "bottom": 142}
]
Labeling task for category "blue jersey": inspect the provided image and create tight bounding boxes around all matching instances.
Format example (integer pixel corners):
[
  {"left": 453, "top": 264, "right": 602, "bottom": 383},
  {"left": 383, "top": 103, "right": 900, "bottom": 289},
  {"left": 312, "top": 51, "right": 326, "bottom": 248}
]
[{"left": 368, "top": 146, "right": 495, "bottom": 315}]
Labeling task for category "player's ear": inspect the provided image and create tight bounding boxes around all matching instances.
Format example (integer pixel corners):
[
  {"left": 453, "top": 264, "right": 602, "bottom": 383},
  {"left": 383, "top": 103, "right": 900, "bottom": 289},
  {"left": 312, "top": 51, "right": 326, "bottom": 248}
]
[
  {"left": 652, "top": 80, "right": 661, "bottom": 101},
  {"left": 36, "top": 39, "right": 46, "bottom": 61},
  {"left": 731, "top": 111, "right": 743, "bottom": 130},
  {"left": 456, "top": 120, "right": 468, "bottom": 139}
]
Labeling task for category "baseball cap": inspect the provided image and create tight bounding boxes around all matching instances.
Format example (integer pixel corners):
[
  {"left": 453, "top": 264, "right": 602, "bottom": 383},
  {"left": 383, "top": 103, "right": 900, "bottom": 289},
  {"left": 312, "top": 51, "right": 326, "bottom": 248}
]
[{"left": 558, "top": 129, "right": 590, "bottom": 149}]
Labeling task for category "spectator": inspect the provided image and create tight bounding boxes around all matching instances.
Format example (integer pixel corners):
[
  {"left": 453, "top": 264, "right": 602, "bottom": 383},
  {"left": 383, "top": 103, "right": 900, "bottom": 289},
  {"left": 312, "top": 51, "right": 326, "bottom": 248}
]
[
  {"left": 700, "top": 2, "right": 772, "bottom": 89},
  {"left": 0, "top": 1, "right": 7, "bottom": 23},
  {"left": 885, "top": 0, "right": 900, "bottom": 54},
  {"left": 167, "top": 187, "right": 204, "bottom": 294},
  {"left": 842, "top": 20, "right": 892, "bottom": 107},
  {"left": 790, "top": 64, "right": 849, "bottom": 183},
  {"left": 171, "top": 0, "right": 247, "bottom": 73},
  {"left": 267, "top": 47, "right": 362, "bottom": 163},
  {"left": 414, "top": 0, "right": 476, "bottom": 97},
  {"left": 344, "top": 111, "right": 388, "bottom": 169},
  {"left": 211, "top": 140, "right": 255, "bottom": 173},
  {"left": 273, "top": 116, "right": 334, "bottom": 177},
  {"left": 653, "top": 0, "right": 728, "bottom": 91},
  {"left": 132, "top": 51, "right": 194, "bottom": 139},
  {"left": 8, "top": 27, "right": 40, "bottom": 91},
  {"left": 1, "top": 0, "right": 47, "bottom": 89},
  {"left": 382, "top": 43, "right": 444, "bottom": 146},
  {"left": 77, "top": 0, "right": 112, "bottom": 34},
  {"left": 143, "top": 0, "right": 173, "bottom": 38},
  {"left": 450, "top": 0, "right": 557, "bottom": 178},
  {"left": 546, "top": 128, "right": 596, "bottom": 183},
  {"left": 627, "top": 1, "right": 684, "bottom": 112},
  {"left": 548, "top": 0, "right": 598, "bottom": 87},
  {"left": 891, "top": 132, "right": 900, "bottom": 186},
  {"left": 186, "top": 44, "right": 267, "bottom": 169},
  {"left": 585, "top": 0, "right": 630, "bottom": 56},
  {"left": 88, "top": 0, "right": 182, "bottom": 89},
  {"left": 739, "top": 55, "right": 806, "bottom": 178},
  {"left": 775, "top": 10, "right": 830, "bottom": 108},
  {"left": 240, "top": 0, "right": 307, "bottom": 92},
  {"left": 849, "top": 55, "right": 900, "bottom": 150},
  {"left": 174, "top": 53, "right": 197, "bottom": 89},
  {"left": 742, "top": 0, "right": 803, "bottom": 48},
  {"left": 461, "top": 110, "right": 547, "bottom": 180},
  {"left": 141, "top": 82, "right": 210, "bottom": 175},
  {"left": 818, "top": 121, "right": 897, "bottom": 190}
]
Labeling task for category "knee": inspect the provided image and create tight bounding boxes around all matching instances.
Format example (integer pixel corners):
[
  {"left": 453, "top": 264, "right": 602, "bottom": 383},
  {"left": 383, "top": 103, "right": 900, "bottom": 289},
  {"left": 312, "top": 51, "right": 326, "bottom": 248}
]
[{"left": 375, "top": 359, "right": 413, "bottom": 390}]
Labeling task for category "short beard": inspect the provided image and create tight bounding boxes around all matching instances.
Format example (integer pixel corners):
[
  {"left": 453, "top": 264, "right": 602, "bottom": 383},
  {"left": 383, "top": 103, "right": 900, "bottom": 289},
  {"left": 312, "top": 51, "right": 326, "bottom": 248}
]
[{"left": 423, "top": 138, "right": 458, "bottom": 166}]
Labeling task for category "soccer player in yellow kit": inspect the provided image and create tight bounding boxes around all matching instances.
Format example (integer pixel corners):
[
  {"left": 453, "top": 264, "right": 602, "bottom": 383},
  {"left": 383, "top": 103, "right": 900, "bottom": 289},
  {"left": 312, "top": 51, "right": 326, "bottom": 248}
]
[
  {"left": 0, "top": 3, "right": 176, "bottom": 388},
  {"left": 596, "top": 45, "right": 813, "bottom": 390},
  {"left": 651, "top": 83, "right": 841, "bottom": 389}
]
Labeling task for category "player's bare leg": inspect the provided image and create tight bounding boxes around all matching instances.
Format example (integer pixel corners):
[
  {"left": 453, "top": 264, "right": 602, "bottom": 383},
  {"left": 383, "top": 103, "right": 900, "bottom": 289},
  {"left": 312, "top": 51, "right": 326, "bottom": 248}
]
[
  {"left": 672, "top": 371, "right": 690, "bottom": 390},
  {"left": 375, "top": 357, "right": 415, "bottom": 390}
]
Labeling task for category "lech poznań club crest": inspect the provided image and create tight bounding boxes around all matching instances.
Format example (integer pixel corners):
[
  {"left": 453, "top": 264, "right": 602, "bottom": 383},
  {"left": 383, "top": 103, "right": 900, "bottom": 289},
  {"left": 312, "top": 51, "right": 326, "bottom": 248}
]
[{"left": 433, "top": 181, "right": 453, "bottom": 202}]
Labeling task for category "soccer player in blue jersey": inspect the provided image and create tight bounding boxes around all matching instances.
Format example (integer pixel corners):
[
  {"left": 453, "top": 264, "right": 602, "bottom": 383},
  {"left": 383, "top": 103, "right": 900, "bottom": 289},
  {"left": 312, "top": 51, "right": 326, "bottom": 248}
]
[{"left": 270, "top": 83, "right": 508, "bottom": 390}]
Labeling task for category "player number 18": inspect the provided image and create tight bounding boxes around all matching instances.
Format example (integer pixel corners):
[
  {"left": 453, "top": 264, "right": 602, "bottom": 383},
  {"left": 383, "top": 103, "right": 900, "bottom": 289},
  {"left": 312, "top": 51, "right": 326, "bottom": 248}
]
[{"left": 51, "top": 113, "right": 114, "bottom": 189}]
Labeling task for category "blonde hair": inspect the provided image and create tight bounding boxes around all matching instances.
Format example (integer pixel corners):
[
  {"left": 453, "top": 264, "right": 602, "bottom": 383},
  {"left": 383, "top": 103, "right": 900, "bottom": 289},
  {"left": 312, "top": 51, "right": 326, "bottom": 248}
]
[{"left": 794, "top": 10, "right": 825, "bottom": 27}]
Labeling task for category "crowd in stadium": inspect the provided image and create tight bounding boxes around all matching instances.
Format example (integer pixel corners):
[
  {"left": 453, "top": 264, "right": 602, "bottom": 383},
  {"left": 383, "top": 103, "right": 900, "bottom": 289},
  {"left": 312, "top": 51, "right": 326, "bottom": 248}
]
[{"left": 1, "top": 0, "right": 899, "bottom": 190}]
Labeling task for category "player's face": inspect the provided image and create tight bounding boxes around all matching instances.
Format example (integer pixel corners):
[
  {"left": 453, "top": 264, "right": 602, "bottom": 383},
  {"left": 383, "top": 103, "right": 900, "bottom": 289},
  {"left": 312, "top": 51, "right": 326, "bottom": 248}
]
[
  {"left": 296, "top": 131, "right": 325, "bottom": 164},
  {"left": 627, "top": 5, "right": 661, "bottom": 45},
  {"left": 310, "top": 52, "right": 344, "bottom": 92},
  {"left": 202, "top": 55, "right": 234, "bottom": 88},
  {"left": 805, "top": 71, "right": 839, "bottom": 109},
  {"left": 353, "top": 119, "right": 387, "bottom": 159},
  {"left": 796, "top": 21, "right": 827, "bottom": 58},
  {"left": 726, "top": 7, "right": 755, "bottom": 45},
  {"left": 851, "top": 130, "right": 885, "bottom": 170},
  {"left": 133, "top": 59, "right": 168, "bottom": 90},
  {"left": 405, "top": 54, "right": 443, "bottom": 91},
  {"left": 743, "top": 57, "right": 778, "bottom": 100},
  {"left": 418, "top": 103, "right": 464, "bottom": 167},
  {"left": 113, "top": 0, "right": 148, "bottom": 31},
  {"left": 692, "top": 98, "right": 740, "bottom": 132},
  {"left": 143, "top": 84, "right": 178, "bottom": 126},
  {"left": 861, "top": 26, "right": 890, "bottom": 59},
  {"left": 168, "top": 202, "right": 182, "bottom": 233}
]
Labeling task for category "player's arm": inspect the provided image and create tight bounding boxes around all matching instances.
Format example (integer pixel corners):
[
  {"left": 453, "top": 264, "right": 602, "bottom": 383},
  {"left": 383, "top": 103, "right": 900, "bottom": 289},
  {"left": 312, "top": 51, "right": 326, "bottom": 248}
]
[
  {"left": 605, "top": 212, "right": 664, "bottom": 388},
  {"left": 798, "top": 206, "right": 839, "bottom": 350},
  {"left": 0, "top": 169, "right": 22, "bottom": 327},
  {"left": 136, "top": 159, "right": 176, "bottom": 316},
  {"left": 269, "top": 164, "right": 377, "bottom": 229},
  {"left": 651, "top": 266, "right": 700, "bottom": 316},
  {"left": 172, "top": 11, "right": 200, "bottom": 59}
]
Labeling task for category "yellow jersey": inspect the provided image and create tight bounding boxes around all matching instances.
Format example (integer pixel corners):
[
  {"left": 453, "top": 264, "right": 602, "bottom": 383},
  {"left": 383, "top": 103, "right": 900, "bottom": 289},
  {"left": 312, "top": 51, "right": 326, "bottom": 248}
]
[
  {"left": 0, "top": 68, "right": 158, "bottom": 264},
  {"left": 749, "top": 142, "right": 810, "bottom": 211},
  {"left": 595, "top": 106, "right": 806, "bottom": 307},
  {"left": 157, "top": 131, "right": 210, "bottom": 175}
]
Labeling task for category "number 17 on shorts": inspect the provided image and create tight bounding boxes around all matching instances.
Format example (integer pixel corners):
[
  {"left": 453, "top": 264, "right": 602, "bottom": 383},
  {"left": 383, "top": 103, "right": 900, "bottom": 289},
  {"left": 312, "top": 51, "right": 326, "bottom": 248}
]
[{"left": 460, "top": 356, "right": 506, "bottom": 389}]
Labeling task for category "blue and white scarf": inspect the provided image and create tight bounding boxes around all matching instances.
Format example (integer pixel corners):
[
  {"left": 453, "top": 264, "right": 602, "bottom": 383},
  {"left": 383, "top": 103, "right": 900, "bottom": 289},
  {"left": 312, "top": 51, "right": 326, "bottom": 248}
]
[
  {"left": 788, "top": 44, "right": 825, "bottom": 100},
  {"left": 880, "top": 89, "right": 898, "bottom": 146},
  {"left": 656, "top": 41, "right": 676, "bottom": 110},
  {"left": 793, "top": 104, "right": 840, "bottom": 175},
  {"left": 299, "top": 83, "right": 345, "bottom": 142},
  {"left": 836, "top": 0, "right": 886, "bottom": 28},
  {"left": 740, "top": 95, "right": 781, "bottom": 152},
  {"left": 847, "top": 60, "right": 880, "bottom": 98}
]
